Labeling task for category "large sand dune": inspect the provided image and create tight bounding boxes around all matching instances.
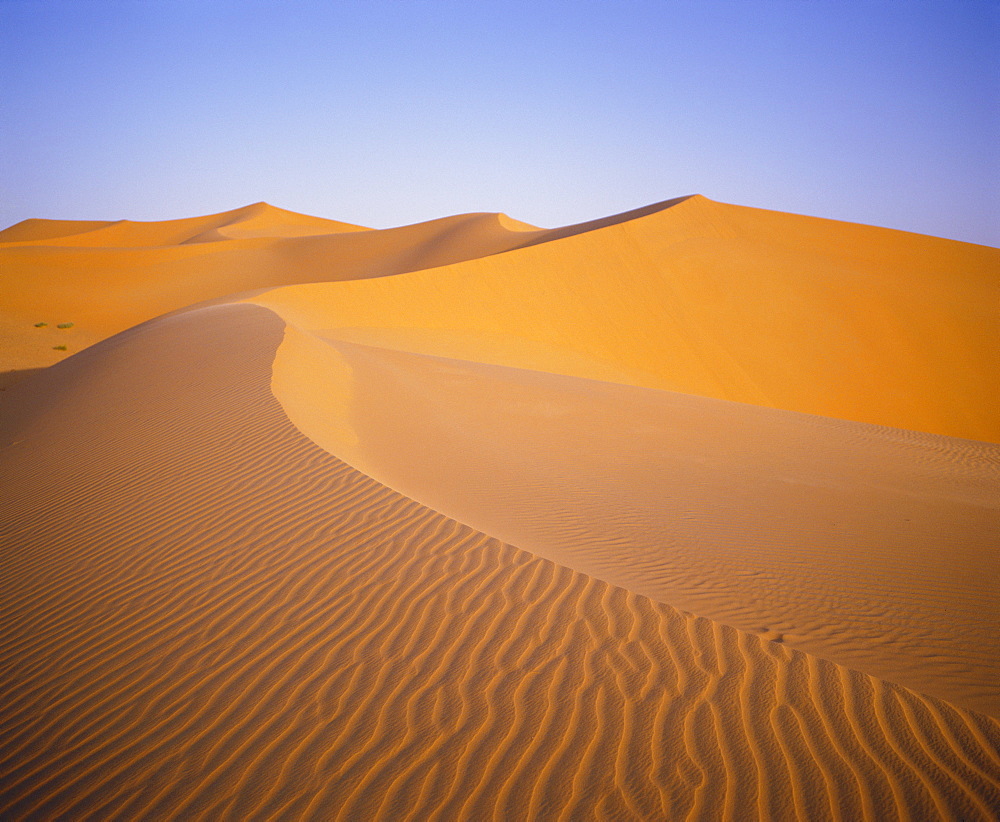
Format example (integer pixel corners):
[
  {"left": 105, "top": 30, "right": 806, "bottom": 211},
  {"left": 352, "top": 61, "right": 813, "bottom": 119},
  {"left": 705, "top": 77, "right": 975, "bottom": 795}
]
[{"left": 1, "top": 198, "right": 998, "bottom": 820}]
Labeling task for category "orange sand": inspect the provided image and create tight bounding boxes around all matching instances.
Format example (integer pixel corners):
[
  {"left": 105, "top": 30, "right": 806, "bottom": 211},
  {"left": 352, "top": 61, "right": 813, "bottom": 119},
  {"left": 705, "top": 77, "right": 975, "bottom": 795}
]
[{"left": 1, "top": 199, "right": 998, "bottom": 820}]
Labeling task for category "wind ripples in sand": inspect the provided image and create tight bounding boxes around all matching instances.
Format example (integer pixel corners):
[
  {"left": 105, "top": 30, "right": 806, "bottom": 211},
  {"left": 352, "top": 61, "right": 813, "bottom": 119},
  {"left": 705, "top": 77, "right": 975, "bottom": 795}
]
[{"left": 1, "top": 305, "right": 998, "bottom": 820}]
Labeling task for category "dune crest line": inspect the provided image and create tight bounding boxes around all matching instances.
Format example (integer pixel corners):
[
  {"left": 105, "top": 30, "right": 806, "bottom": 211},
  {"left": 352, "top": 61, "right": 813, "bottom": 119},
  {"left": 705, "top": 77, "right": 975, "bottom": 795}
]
[
  {"left": 246, "top": 195, "right": 1000, "bottom": 442},
  {"left": 1, "top": 304, "right": 998, "bottom": 820},
  {"left": 4, "top": 195, "right": 997, "bottom": 439},
  {"left": 260, "top": 325, "right": 1000, "bottom": 719},
  {"left": 3, "top": 194, "right": 998, "bottom": 820}
]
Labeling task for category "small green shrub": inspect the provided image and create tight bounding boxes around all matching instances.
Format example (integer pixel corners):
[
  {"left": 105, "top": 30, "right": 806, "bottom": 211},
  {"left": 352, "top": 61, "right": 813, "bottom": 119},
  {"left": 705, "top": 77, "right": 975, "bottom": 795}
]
[
  {"left": 34, "top": 322, "right": 47, "bottom": 327},
  {"left": 53, "top": 344, "right": 67, "bottom": 351},
  {"left": 57, "top": 322, "right": 74, "bottom": 329}
]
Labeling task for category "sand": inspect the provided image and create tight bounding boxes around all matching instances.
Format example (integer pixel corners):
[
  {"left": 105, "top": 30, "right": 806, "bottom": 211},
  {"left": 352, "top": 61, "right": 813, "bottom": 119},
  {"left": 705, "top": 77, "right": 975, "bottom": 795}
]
[{"left": 1, "top": 198, "right": 998, "bottom": 820}]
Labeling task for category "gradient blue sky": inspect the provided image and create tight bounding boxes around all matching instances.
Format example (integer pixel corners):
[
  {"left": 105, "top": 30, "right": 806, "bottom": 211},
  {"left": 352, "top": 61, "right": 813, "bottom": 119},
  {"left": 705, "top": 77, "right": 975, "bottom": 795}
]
[{"left": 2, "top": 0, "right": 997, "bottom": 244}]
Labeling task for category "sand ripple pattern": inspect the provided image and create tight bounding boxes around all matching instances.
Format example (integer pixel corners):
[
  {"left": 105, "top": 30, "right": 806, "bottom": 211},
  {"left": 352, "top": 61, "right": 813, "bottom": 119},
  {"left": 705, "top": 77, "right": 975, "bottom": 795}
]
[{"left": 1, "top": 305, "right": 998, "bottom": 820}]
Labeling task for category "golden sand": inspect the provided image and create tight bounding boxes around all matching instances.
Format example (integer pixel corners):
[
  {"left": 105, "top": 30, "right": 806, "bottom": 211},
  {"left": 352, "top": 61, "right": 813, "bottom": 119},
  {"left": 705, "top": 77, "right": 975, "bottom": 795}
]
[{"left": 1, "top": 199, "right": 997, "bottom": 820}]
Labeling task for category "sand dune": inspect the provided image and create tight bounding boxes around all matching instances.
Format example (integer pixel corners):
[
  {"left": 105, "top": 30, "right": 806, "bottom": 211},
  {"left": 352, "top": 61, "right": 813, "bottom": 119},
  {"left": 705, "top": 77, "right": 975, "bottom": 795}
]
[
  {"left": 0, "top": 202, "right": 367, "bottom": 248},
  {"left": 247, "top": 195, "right": 1000, "bottom": 441},
  {"left": 2, "top": 198, "right": 998, "bottom": 819},
  {"left": 8, "top": 195, "right": 995, "bottom": 438},
  {"left": 0, "top": 203, "right": 568, "bottom": 377},
  {"left": 2, "top": 305, "right": 998, "bottom": 820},
  {"left": 264, "top": 334, "right": 1000, "bottom": 718}
]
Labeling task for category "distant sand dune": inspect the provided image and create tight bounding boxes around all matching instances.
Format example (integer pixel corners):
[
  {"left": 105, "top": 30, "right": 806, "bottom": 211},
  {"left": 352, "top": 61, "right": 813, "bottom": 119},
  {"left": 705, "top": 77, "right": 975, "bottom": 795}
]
[
  {"left": 0, "top": 206, "right": 557, "bottom": 372},
  {"left": 0, "top": 202, "right": 367, "bottom": 248},
  {"left": 1, "top": 305, "right": 998, "bottom": 820}
]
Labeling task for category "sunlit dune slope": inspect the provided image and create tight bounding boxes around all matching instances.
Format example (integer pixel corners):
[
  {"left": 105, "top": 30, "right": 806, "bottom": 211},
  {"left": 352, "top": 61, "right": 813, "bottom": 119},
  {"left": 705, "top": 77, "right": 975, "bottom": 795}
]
[
  {"left": 0, "top": 202, "right": 368, "bottom": 248},
  {"left": 248, "top": 195, "right": 999, "bottom": 442},
  {"left": 4, "top": 194, "right": 994, "bottom": 440},
  {"left": 0, "top": 203, "right": 550, "bottom": 376},
  {"left": 1, "top": 305, "right": 997, "bottom": 820}
]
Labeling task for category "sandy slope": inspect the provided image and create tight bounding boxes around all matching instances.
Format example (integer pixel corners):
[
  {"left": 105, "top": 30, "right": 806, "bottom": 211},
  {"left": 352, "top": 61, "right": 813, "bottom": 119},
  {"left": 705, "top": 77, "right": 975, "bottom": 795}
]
[
  {"left": 5, "top": 196, "right": 996, "bottom": 440},
  {"left": 247, "top": 195, "right": 1000, "bottom": 442},
  {"left": 1, "top": 198, "right": 998, "bottom": 820},
  {"left": 0, "top": 202, "right": 536, "bottom": 376},
  {"left": 263, "top": 333, "right": 1000, "bottom": 718},
  {"left": 1, "top": 305, "right": 997, "bottom": 821}
]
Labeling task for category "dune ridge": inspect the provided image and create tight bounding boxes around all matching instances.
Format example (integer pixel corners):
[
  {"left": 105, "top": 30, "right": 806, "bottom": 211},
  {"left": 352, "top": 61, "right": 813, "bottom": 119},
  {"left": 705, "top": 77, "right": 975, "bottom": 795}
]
[
  {"left": 6, "top": 194, "right": 995, "bottom": 441},
  {"left": 259, "top": 330, "right": 1000, "bottom": 718},
  {"left": 0, "top": 197, "right": 694, "bottom": 382},
  {"left": 0, "top": 206, "right": 551, "bottom": 377},
  {"left": 246, "top": 195, "right": 1000, "bottom": 441},
  {"left": 1, "top": 305, "right": 998, "bottom": 820},
  {"left": 0, "top": 202, "right": 368, "bottom": 248},
  {"left": 2, "top": 196, "right": 998, "bottom": 820}
]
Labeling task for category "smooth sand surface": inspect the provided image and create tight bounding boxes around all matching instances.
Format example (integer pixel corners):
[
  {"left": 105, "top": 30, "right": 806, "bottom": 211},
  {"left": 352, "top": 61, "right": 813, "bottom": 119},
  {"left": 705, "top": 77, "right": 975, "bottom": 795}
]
[
  {"left": 2, "top": 199, "right": 998, "bottom": 820},
  {"left": 0, "top": 202, "right": 544, "bottom": 373},
  {"left": 247, "top": 195, "right": 1000, "bottom": 442}
]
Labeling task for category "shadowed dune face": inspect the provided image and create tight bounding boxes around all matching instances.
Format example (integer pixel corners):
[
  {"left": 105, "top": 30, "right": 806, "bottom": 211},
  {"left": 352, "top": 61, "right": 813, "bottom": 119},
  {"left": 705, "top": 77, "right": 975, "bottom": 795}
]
[
  {"left": 2, "top": 198, "right": 999, "bottom": 820},
  {"left": 0, "top": 368, "right": 45, "bottom": 392},
  {"left": 265, "top": 334, "right": 1000, "bottom": 718},
  {"left": 1, "top": 305, "right": 998, "bottom": 820}
]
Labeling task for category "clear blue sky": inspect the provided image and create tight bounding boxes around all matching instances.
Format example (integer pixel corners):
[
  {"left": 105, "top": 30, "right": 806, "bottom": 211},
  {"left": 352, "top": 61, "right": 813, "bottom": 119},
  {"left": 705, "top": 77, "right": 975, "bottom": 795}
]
[{"left": 2, "top": 0, "right": 997, "bottom": 244}]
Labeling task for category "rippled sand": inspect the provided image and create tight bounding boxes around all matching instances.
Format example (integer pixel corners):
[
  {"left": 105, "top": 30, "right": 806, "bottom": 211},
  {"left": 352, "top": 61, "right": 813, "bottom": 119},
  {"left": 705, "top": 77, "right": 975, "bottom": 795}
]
[{"left": 2, "top": 198, "right": 997, "bottom": 819}]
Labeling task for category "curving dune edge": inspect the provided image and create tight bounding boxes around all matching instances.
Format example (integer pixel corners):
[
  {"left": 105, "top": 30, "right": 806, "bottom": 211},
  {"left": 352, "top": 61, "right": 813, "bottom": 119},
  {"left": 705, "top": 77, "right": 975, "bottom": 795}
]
[{"left": 1, "top": 199, "right": 998, "bottom": 820}]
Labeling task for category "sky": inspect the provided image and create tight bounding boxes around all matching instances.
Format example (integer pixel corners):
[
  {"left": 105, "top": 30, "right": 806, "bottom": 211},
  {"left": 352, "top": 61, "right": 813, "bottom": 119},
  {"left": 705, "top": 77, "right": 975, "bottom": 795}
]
[{"left": 1, "top": 0, "right": 997, "bottom": 245}]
